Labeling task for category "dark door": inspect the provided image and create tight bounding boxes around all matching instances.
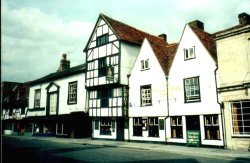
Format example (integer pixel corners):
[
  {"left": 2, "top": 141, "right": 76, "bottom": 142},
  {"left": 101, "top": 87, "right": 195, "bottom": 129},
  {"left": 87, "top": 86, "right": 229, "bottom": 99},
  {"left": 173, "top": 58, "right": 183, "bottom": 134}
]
[
  {"left": 116, "top": 118, "right": 124, "bottom": 141},
  {"left": 186, "top": 115, "right": 200, "bottom": 130}
]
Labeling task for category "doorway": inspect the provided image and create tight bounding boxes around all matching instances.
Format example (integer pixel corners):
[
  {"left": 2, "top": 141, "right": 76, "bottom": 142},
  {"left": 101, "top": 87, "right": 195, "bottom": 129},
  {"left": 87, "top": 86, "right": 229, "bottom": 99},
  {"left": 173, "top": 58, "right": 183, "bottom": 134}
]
[{"left": 186, "top": 115, "right": 200, "bottom": 130}]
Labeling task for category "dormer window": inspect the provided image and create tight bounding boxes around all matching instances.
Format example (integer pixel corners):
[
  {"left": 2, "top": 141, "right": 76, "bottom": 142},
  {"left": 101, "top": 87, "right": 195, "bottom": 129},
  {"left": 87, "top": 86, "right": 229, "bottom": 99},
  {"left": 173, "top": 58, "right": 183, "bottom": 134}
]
[
  {"left": 96, "top": 34, "right": 109, "bottom": 46},
  {"left": 184, "top": 46, "right": 195, "bottom": 60},
  {"left": 141, "top": 59, "right": 149, "bottom": 70}
]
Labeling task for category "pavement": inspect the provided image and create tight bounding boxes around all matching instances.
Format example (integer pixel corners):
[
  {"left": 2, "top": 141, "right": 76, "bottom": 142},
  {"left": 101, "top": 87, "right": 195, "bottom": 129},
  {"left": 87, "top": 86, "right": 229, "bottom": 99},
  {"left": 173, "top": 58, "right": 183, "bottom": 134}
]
[{"left": 3, "top": 135, "right": 250, "bottom": 161}]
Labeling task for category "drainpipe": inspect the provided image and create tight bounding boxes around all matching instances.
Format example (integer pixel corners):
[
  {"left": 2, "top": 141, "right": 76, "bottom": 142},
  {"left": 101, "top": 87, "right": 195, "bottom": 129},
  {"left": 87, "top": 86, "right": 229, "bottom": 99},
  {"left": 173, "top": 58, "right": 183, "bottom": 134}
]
[
  {"left": 165, "top": 76, "right": 170, "bottom": 143},
  {"left": 127, "top": 74, "right": 131, "bottom": 142},
  {"left": 214, "top": 66, "right": 226, "bottom": 148}
]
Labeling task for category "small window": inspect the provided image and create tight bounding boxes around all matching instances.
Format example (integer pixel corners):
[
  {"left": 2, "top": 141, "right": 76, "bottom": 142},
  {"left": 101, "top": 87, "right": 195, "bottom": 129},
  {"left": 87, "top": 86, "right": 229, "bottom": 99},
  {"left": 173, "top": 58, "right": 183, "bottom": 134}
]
[
  {"left": 171, "top": 117, "right": 183, "bottom": 138},
  {"left": 141, "top": 85, "right": 152, "bottom": 106},
  {"left": 204, "top": 115, "right": 220, "bottom": 140},
  {"left": 97, "top": 34, "right": 109, "bottom": 46},
  {"left": 68, "top": 81, "right": 77, "bottom": 104},
  {"left": 141, "top": 59, "right": 149, "bottom": 70},
  {"left": 184, "top": 46, "right": 195, "bottom": 60},
  {"left": 99, "top": 57, "right": 107, "bottom": 77},
  {"left": 34, "top": 89, "right": 41, "bottom": 108},
  {"left": 184, "top": 77, "right": 200, "bottom": 103}
]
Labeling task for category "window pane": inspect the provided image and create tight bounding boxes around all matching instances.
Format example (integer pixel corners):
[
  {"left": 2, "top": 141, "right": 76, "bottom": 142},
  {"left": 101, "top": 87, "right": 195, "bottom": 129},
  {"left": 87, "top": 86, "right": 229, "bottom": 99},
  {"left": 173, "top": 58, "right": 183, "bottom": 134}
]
[
  {"left": 184, "top": 77, "right": 200, "bottom": 102},
  {"left": 231, "top": 101, "right": 250, "bottom": 135}
]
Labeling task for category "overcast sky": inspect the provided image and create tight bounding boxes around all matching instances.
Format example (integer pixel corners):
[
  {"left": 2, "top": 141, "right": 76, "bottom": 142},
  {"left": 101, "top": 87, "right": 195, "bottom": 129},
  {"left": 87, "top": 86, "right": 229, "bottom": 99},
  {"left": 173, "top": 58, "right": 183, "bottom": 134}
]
[{"left": 1, "top": 0, "right": 250, "bottom": 83}]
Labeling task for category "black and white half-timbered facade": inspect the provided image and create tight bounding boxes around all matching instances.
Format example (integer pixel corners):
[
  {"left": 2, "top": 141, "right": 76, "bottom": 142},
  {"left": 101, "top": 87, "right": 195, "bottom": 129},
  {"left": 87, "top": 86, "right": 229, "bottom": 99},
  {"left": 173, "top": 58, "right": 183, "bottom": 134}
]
[{"left": 84, "top": 14, "right": 167, "bottom": 140}]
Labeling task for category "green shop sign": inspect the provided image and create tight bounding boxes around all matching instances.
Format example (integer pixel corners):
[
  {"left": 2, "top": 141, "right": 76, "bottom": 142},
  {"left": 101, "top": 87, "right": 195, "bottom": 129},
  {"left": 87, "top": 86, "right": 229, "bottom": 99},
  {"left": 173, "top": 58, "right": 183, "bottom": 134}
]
[{"left": 186, "top": 130, "right": 200, "bottom": 147}]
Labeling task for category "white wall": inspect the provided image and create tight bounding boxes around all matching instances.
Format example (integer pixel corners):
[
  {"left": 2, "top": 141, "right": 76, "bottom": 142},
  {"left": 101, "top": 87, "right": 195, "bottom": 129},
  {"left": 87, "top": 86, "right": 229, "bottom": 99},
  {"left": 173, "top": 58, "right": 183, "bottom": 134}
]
[
  {"left": 168, "top": 25, "right": 220, "bottom": 116},
  {"left": 129, "top": 39, "right": 168, "bottom": 117},
  {"left": 217, "top": 30, "right": 250, "bottom": 87},
  {"left": 27, "top": 72, "right": 86, "bottom": 117},
  {"left": 120, "top": 42, "right": 141, "bottom": 85}
]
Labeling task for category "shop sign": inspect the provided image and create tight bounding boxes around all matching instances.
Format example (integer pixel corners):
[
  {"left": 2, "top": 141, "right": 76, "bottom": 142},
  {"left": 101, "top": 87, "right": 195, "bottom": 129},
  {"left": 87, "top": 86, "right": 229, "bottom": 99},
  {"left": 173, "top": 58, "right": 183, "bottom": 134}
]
[{"left": 186, "top": 130, "right": 200, "bottom": 147}]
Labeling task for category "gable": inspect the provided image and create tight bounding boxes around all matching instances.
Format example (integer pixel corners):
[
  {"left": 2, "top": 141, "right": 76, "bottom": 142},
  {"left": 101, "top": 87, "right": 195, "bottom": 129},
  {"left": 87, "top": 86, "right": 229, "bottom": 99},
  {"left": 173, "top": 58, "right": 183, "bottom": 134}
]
[
  {"left": 84, "top": 14, "right": 167, "bottom": 53},
  {"left": 85, "top": 15, "right": 118, "bottom": 54},
  {"left": 169, "top": 25, "right": 216, "bottom": 75},
  {"left": 130, "top": 39, "right": 165, "bottom": 78}
]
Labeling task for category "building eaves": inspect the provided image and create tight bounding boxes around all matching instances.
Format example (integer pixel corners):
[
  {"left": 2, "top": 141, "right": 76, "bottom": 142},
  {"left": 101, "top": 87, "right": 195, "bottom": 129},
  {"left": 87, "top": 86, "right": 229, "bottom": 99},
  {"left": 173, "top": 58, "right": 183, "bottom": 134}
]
[
  {"left": 214, "top": 24, "right": 250, "bottom": 40},
  {"left": 101, "top": 14, "right": 168, "bottom": 46},
  {"left": 30, "top": 64, "right": 86, "bottom": 86}
]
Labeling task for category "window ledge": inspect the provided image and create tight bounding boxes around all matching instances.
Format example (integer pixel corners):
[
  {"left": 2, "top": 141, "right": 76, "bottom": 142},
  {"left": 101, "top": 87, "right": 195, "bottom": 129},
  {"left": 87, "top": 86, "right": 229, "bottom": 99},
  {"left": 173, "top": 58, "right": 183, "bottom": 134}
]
[
  {"left": 203, "top": 139, "right": 222, "bottom": 141},
  {"left": 148, "top": 136, "right": 160, "bottom": 138}
]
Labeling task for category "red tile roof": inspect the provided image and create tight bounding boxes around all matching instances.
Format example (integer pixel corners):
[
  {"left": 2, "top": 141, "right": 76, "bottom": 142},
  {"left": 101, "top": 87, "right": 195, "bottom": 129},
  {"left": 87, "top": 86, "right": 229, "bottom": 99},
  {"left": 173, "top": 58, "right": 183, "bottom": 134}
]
[
  {"left": 149, "top": 40, "right": 178, "bottom": 75},
  {"left": 189, "top": 25, "right": 217, "bottom": 62},
  {"left": 101, "top": 14, "right": 168, "bottom": 46}
]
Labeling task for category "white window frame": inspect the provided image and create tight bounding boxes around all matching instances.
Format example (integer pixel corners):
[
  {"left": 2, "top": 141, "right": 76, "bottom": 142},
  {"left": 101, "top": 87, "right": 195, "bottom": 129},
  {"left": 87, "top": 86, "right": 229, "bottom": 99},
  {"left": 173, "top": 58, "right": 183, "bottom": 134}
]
[
  {"left": 134, "top": 118, "right": 142, "bottom": 126},
  {"left": 141, "top": 85, "right": 152, "bottom": 106},
  {"left": 184, "top": 77, "right": 200, "bottom": 102},
  {"left": 184, "top": 46, "right": 195, "bottom": 60},
  {"left": 68, "top": 82, "right": 77, "bottom": 104},
  {"left": 49, "top": 92, "right": 57, "bottom": 114},
  {"left": 141, "top": 59, "right": 149, "bottom": 70},
  {"left": 34, "top": 89, "right": 41, "bottom": 108}
]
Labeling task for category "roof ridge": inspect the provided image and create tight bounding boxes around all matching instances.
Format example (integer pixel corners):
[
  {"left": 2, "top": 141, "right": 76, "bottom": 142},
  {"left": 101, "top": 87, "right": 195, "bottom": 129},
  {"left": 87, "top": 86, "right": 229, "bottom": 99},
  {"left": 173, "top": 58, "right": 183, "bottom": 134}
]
[
  {"left": 101, "top": 14, "right": 158, "bottom": 37},
  {"left": 101, "top": 13, "right": 167, "bottom": 46}
]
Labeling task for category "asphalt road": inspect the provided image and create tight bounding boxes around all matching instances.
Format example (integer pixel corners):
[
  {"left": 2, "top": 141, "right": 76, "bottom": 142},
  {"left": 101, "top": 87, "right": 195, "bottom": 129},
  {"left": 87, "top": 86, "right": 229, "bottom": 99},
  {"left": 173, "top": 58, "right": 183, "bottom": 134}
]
[{"left": 2, "top": 136, "right": 248, "bottom": 163}]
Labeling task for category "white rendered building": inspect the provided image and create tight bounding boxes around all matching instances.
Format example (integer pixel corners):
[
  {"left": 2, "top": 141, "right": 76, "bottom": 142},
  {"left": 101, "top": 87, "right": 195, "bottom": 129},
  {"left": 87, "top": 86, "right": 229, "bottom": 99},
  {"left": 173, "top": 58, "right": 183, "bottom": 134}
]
[
  {"left": 128, "top": 38, "right": 177, "bottom": 142},
  {"left": 168, "top": 21, "right": 224, "bottom": 146}
]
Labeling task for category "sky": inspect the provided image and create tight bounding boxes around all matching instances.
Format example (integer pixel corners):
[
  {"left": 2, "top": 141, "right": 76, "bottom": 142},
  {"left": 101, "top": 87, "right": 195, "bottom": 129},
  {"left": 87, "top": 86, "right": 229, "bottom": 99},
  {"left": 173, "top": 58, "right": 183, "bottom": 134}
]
[{"left": 1, "top": 0, "right": 250, "bottom": 83}]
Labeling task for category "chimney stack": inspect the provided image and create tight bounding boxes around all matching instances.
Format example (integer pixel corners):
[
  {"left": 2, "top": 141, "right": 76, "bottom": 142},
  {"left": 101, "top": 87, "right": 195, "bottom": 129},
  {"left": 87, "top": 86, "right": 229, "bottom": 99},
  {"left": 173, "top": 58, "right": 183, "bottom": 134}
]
[
  {"left": 57, "top": 53, "right": 70, "bottom": 72},
  {"left": 188, "top": 20, "right": 204, "bottom": 30},
  {"left": 158, "top": 33, "right": 167, "bottom": 42},
  {"left": 238, "top": 12, "right": 250, "bottom": 25}
]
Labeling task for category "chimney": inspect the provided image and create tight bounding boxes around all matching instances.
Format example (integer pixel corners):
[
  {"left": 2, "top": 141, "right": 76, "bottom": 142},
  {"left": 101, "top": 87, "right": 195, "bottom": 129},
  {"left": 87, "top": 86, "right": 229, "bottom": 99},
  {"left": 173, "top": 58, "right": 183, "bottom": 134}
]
[
  {"left": 57, "top": 53, "right": 70, "bottom": 72},
  {"left": 238, "top": 12, "right": 250, "bottom": 25},
  {"left": 188, "top": 20, "right": 204, "bottom": 30},
  {"left": 158, "top": 33, "right": 167, "bottom": 42}
]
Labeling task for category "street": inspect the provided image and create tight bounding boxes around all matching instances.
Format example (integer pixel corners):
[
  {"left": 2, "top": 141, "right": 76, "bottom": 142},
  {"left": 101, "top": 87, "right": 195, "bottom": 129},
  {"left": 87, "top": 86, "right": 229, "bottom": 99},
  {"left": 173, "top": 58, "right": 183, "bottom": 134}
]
[{"left": 2, "top": 136, "right": 249, "bottom": 163}]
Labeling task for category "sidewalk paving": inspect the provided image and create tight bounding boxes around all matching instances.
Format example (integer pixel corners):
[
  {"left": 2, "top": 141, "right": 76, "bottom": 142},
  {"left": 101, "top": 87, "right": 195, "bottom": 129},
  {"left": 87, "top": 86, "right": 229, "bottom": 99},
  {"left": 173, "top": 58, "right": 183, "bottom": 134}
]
[{"left": 4, "top": 135, "right": 250, "bottom": 161}]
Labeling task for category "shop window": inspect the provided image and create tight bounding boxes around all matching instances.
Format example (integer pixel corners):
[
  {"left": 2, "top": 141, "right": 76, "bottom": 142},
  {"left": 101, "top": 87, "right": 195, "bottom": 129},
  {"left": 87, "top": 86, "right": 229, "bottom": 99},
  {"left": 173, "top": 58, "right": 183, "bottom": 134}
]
[
  {"left": 204, "top": 115, "right": 220, "bottom": 140},
  {"left": 148, "top": 117, "right": 159, "bottom": 137},
  {"left": 171, "top": 117, "right": 183, "bottom": 138},
  {"left": 100, "top": 118, "right": 111, "bottom": 135},
  {"left": 133, "top": 117, "right": 142, "bottom": 136},
  {"left": 231, "top": 100, "right": 250, "bottom": 136}
]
